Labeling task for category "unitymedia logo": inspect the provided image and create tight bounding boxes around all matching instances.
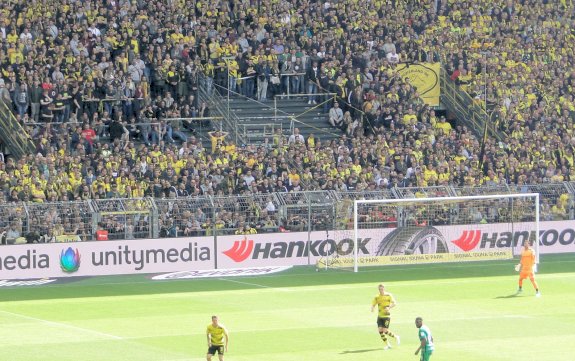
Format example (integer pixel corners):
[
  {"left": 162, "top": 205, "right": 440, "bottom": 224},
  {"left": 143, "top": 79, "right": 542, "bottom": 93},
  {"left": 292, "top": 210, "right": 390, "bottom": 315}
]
[{"left": 60, "top": 247, "right": 81, "bottom": 273}]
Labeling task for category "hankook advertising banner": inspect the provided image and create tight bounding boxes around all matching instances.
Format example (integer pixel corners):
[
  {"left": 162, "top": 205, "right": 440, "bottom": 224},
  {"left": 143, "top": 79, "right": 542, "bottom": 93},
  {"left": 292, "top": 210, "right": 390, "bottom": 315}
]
[
  {"left": 216, "top": 221, "right": 574, "bottom": 268},
  {"left": 1, "top": 221, "right": 573, "bottom": 280}
]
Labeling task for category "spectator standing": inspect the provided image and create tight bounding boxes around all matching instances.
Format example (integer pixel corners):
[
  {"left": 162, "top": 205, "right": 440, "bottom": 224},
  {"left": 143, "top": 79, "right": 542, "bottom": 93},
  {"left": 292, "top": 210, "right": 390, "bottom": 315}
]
[
  {"left": 256, "top": 60, "right": 271, "bottom": 101},
  {"left": 0, "top": 83, "right": 11, "bottom": 107},
  {"left": 306, "top": 61, "right": 320, "bottom": 104},
  {"left": 14, "top": 84, "right": 29, "bottom": 119},
  {"left": 29, "top": 80, "right": 43, "bottom": 123}
]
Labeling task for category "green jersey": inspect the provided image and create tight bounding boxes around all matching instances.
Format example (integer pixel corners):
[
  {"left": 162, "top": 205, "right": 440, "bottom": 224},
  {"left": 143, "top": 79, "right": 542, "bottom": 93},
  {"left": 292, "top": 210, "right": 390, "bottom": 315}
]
[{"left": 418, "top": 325, "right": 434, "bottom": 352}]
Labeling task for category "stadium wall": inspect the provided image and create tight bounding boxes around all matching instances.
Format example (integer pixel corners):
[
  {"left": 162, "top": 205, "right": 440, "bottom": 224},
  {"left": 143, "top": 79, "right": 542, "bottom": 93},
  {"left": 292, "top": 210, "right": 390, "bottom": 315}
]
[{"left": 1, "top": 221, "right": 574, "bottom": 280}]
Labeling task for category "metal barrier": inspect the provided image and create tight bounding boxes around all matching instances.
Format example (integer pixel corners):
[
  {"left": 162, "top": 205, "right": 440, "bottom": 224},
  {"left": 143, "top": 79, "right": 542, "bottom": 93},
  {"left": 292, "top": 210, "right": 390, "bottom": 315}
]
[
  {"left": 0, "top": 201, "right": 94, "bottom": 244},
  {"left": 1, "top": 183, "right": 574, "bottom": 244},
  {"left": 197, "top": 73, "right": 246, "bottom": 146},
  {"left": 273, "top": 92, "right": 340, "bottom": 137},
  {"left": 275, "top": 191, "right": 337, "bottom": 233},
  {"left": 237, "top": 120, "right": 284, "bottom": 144},
  {"left": 0, "top": 100, "right": 36, "bottom": 158},
  {"left": 199, "top": 70, "right": 340, "bottom": 146},
  {"left": 332, "top": 190, "right": 394, "bottom": 230},
  {"left": 92, "top": 198, "right": 154, "bottom": 240},
  {"left": 0, "top": 203, "right": 29, "bottom": 244},
  {"left": 393, "top": 185, "right": 456, "bottom": 199},
  {"left": 155, "top": 196, "right": 214, "bottom": 237},
  {"left": 154, "top": 193, "right": 281, "bottom": 236},
  {"left": 440, "top": 67, "right": 502, "bottom": 142}
]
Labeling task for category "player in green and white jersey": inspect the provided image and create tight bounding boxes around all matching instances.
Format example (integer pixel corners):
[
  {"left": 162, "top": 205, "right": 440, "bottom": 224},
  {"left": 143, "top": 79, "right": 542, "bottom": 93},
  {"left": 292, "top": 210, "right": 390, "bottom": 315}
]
[{"left": 414, "top": 317, "right": 434, "bottom": 361}]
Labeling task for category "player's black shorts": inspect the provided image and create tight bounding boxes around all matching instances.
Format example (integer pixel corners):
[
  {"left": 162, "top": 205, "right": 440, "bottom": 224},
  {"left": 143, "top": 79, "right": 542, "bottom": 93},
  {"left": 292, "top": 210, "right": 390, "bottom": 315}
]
[
  {"left": 377, "top": 317, "right": 391, "bottom": 328},
  {"left": 207, "top": 345, "right": 224, "bottom": 355}
]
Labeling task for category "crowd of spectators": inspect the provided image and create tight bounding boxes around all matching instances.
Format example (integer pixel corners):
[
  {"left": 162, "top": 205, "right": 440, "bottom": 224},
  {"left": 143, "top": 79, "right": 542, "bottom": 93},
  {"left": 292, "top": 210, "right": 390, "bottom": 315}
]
[
  {"left": 0, "top": 0, "right": 574, "bottom": 241},
  {"left": 439, "top": 0, "right": 575, "bottom": 187}
]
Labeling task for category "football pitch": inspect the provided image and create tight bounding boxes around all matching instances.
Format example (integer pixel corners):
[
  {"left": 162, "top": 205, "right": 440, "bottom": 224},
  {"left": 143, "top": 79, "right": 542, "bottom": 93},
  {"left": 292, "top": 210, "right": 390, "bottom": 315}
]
[{"left": 0, "top": 253, "right": 574, "bottom": 361}]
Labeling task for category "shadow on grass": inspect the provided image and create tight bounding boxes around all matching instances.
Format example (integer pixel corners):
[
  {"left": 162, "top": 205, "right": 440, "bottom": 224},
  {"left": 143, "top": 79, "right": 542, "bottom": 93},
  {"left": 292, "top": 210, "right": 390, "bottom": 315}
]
[
  {"left": 494, "top": 293, "right": 521, "bottom": 299},
  {"left": 340, "top": 348, "right": 381, "bottom": 354}
]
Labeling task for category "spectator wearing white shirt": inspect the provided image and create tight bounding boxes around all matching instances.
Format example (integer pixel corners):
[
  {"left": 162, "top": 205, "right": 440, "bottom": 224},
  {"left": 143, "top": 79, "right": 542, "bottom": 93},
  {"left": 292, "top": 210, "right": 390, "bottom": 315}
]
[
  {"left": 329, "top": 102, "right": 344, "bottom": 128},
  {"left": 288, "top": 127, "right": 305, "bottom": 145},
  {"left": 47, "top": 20, "right": 58, "bottom": 39},
  {"left": 19, "top": 27, "right": 33, "bottom": 41},
  {"left": 387, "top": 49, "right": 400, "bottom": 64},
  {"left": 51, "top": 66, "right": 65, "bottom": 82},
  {"left": 242, "top": 170, "right": 256, "bottom": 187},
  {"left": 265, "top": 199, "right": 276, "bottom": 214},
  {"left": 69, "top": 33, "right": 80, "bottom": 55},
  {"left": 382, "top": 37, "right": 396, "bottom": 55},
  {"left": 88, "top": 23, "right": 101, "bottom": 37}
]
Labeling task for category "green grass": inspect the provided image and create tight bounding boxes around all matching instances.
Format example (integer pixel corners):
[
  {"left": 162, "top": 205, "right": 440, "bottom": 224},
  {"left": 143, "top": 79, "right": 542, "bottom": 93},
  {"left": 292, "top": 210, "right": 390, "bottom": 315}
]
[{"left": 1, "top": 254, "right": 574, "bottom": 361}]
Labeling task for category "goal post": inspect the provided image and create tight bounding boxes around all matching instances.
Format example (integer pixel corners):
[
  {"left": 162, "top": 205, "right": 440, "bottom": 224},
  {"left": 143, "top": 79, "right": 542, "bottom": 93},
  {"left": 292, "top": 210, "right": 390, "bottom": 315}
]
[{"left": 335, "top": 193, "right": 540, "bottom": 272}]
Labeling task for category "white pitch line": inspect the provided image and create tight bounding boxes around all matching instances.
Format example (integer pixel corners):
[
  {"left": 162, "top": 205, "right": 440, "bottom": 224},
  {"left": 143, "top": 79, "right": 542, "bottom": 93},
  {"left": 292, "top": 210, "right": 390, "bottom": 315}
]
[
  {"left": 10, "top": 259, "right": 574, "bottom": 290},
  {"left": 434, "top": 314, "right": 533, "bottom": 322},
  {"left": 0, "top": 309, "right": 197, "bottom": 359},
  {"left": 0, "top": 309, "right": 123, "bottom": 340},
  {"left": 297, "top": 272, "right": 575, "bottom": 291},
  {"left": 348, "top": 259, "right": 575, "bottom": 274},
  {"left": 216, "top": 277, "right": 290, "bottom": 291}
]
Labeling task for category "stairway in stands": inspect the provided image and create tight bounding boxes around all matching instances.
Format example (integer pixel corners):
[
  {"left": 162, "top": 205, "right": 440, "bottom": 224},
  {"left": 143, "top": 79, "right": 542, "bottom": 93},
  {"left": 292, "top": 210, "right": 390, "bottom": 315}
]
[{"left": 226, "top": 96, "right": 341, "bottom": 146}]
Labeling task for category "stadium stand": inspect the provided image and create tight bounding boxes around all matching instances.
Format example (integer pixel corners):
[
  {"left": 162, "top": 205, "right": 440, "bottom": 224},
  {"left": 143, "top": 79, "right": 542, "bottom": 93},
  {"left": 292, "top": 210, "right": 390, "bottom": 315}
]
[{"left": 0, "top": 0, "right": 574, "bottom": 241}]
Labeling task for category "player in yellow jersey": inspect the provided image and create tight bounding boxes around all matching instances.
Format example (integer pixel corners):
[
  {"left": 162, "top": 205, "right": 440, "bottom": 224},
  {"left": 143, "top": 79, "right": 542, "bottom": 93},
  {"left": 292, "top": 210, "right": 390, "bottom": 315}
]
[
  {"left": 516, "top": 242, "right": 540, "bottom": 297},
  {"left": 370, "top": 284, "right": 400, "bottom": 349},
  {"left": 206, "top": 315, "right": 229, "bottom": 361}
]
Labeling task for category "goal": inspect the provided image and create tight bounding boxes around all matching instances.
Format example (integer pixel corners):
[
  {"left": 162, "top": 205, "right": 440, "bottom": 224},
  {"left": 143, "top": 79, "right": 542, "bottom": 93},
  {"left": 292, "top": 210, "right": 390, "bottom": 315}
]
[{"left": 319, "top": 193, "right": 540, "bottom": 272}]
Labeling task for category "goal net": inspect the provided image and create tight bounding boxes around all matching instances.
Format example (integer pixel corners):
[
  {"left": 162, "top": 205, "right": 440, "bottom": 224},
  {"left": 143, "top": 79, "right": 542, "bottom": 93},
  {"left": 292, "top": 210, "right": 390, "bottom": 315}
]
[{"left": 317, "top": 193, "right": 540, "bottom": 272}]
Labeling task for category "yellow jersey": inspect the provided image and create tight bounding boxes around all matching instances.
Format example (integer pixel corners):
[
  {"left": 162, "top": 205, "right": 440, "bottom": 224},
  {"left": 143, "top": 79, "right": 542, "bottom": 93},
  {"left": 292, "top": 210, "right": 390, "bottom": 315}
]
[
  {"left": 372, "top": 293, "right": 395, "bottom": 318},
  {"left": 207, "top": 324, "right": 227, "bottom": 346}
]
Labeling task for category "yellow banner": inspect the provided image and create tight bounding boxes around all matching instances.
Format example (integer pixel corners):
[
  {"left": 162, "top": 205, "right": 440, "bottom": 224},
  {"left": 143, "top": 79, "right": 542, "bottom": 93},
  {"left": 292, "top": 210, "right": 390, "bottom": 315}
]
[
  {"left": 317, "top": 250, "right": 512, "bottom": 268},
  {"left": 55, "top": 234, "right": 82, "bottom": 243},
  {"left": 396, "top": 63, "right": 440, "bottom": 106}
]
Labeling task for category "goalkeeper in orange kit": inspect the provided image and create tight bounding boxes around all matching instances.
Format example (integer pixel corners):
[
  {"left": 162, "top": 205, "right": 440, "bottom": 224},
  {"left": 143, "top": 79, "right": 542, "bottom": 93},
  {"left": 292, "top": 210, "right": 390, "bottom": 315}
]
[{"left": 516, "top": 241, "right": 540, "bottom": 297}]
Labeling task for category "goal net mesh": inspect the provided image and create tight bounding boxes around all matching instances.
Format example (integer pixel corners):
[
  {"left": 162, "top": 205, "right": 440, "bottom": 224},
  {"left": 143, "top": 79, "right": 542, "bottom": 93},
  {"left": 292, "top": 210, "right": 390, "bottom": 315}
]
[{"left": 319, "top": 194, "right": 539, "bottom": 271}]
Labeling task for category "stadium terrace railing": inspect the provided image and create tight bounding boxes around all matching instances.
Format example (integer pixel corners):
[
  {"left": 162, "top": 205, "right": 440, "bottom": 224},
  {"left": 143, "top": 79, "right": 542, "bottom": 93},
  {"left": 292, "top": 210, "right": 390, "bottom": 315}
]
[
  {"left": 199, "top": 71, "right": 339, "bottom": 146},
  {"left": 439, "top": 67, "right": 502, "bottom": 142},
  {"left": 197, "top": 73, "right": 245, "bottom": 146},
  {"left": 0, "top": 100, "right": 36, "bottom": 159},
  {"left": 273, "top": 92, "right": 341, "bottom": 140},
  {"left": 236, "top": 116, "right": 287, "bottom": 144},
  {"left": 1, "top": 183, "right": 574, "bottom": 245}
]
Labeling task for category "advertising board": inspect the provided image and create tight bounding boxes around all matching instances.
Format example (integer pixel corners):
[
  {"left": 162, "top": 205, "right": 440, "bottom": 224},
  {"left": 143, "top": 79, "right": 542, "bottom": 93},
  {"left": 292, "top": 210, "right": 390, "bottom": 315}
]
[
  {"left": 1, "top": 221, "right": 573, "bottom": 280},
  {"left": 0, "top": 237, "right": 214, "bottom": 280}
]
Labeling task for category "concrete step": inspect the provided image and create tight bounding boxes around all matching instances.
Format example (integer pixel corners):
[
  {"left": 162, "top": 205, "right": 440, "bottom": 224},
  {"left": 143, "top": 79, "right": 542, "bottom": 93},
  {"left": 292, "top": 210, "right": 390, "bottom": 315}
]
[{"left": 222, "top": 97, "right": 343, "bottom": 145}]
